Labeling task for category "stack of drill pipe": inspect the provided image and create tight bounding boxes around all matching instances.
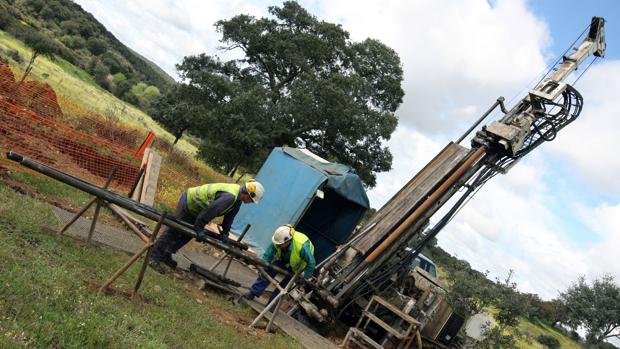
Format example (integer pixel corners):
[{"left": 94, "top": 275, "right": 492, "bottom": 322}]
[{"left": 6, "top": 151, "right": 290, "bottom": 277}]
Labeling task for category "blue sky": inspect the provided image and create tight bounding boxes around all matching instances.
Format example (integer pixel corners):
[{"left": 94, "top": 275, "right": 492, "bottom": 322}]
[
  {"left": 74, "top": 1, "right": 620, "bottom": 308},
  {"left": 525, "top": 0, "right": 620, "bottom": 272},
  {"left": 529, "top": 0, "right": 619, "bottom": 59}
]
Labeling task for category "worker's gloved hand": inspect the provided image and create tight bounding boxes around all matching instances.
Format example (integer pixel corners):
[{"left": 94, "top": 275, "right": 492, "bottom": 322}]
[
  {"left": 217, "top": 233, "right": 229, "bottom": 243},
  {"left": 295, "top": 278, "right": 310, "bottom": 292},
  {"left": 195, "top": 229, "right": 209, "bottom": 243}
]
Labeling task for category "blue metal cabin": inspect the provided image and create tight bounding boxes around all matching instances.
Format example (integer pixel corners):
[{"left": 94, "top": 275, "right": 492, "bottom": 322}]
[{"left": 231, "top": 147, "right": 370, "bottom": 263}]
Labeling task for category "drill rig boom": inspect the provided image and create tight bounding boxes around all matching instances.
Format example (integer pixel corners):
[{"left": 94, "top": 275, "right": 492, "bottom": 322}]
[{"left": 302, "top": 18, "right": 606, "bottom": 345}]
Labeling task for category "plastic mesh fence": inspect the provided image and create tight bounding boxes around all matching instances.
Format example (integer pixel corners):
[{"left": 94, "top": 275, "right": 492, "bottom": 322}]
[
  {"left": 0, "top": 58, "right": 218, "bottom": 208},
  {"left": 0, "top": 58, "right": 140, "bottom": 190}
]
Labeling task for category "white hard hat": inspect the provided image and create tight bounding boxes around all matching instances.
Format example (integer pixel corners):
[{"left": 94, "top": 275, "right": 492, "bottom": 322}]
[
  {"left": 272, "top": 225, "right": 294, "bottom": 245},
  {"left": 245, "top": 180, "right": 264, "bottom": 203}
]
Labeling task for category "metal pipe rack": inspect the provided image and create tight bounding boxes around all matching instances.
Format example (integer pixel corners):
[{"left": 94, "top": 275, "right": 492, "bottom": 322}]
[{"left": 6, "top": 151, "right": 291, "bottom": 277}]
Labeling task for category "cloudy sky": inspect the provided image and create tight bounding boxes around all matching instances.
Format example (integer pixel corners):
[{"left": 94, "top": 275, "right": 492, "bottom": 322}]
[{"left": 75, "top": 0, "right": 620, "bottom": 300}]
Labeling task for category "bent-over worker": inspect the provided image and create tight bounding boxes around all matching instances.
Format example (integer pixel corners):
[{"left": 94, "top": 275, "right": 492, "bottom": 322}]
[
  {"left": 244, "top": 224, "right": 316, "bottom": 302},
  {"left": 149, "top": 181, "right": 264, "bottom": 273}
]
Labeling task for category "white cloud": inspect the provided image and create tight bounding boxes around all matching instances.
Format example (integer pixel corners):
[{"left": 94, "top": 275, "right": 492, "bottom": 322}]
[
  {"left": 75, "top": 0, "right": 268, "bottom": 78},
  {"left": 581, "top": 203, "right": 620, "bottom": 281},
  {"left": 78, "top": 0, "right": 551, "bottom": 132},
  {"left": 439, "top": 166, "right": 592, "bottom": 299},
  {"left": 315, "top": 0, "right": 550, "bottom": 133},
  {"left": 546, "top": 60, "right": 620, "bottom": 196}
]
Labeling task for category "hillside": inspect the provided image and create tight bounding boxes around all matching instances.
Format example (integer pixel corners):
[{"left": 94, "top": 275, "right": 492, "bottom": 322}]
[
  {"left": 0, "top": 0, "right": 174, "bottom": 109},
  {"left": 423, "top": 243, "right": 589, "bottom": 348}
]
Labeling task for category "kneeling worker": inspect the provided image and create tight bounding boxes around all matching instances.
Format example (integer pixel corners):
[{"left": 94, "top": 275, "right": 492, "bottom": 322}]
[
  {"left": 149, "top": 181, "right": 264, "bottom": 273},
  {"left": 244, "top": 224, "right": 316, "bottom": 301}
]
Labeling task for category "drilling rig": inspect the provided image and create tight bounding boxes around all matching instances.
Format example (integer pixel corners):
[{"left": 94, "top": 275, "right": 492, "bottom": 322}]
[
  {"left": 290, "top": 16, "right": 607, "bottom": 348},
  {"left": 2, "top": 14, "right": 606, "bottom": 349}
]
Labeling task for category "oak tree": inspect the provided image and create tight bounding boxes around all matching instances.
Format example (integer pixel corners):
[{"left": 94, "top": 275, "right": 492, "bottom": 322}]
[
  {"left": 177, "top": 1, "right": 404, "bottom": 186},
  {"left": 560, "top": 275, "right": 620, "bottom": 344}
]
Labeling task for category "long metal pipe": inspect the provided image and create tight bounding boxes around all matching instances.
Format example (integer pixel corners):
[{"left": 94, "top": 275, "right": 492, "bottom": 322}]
[
  {"left": 317, "top": 222, "right": 377, "bottom": 271},
  {"left": 456, "top": 97, "right": 506, "bottom": 144},
  {"left": 348, "top": 146, "right": 487, "bottom": 278},
  {"left": 6, "top": 151, "right": 291, "bottom": 276}
]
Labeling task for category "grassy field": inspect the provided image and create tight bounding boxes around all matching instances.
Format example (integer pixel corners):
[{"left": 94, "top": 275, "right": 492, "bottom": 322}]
[
  {"left": 476, "top": 306, "right": 581, "bottom": 348},
  {"left": 0, "top": 29, "right": 233, "bottom": 209},
  {"left": 0, "top": 181, "right": 297, "bottom": 348},
  {"left": 516, "top": 318, "right": 581, "bottom": 349},
  {"left": 0, "top": 29, "right": 197, "bottom": 155}
]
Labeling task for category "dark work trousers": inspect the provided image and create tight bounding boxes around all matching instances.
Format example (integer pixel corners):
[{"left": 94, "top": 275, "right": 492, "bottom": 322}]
[
  {"left": 151, "top": 191, "right": 196, "bottom": 263},
  {"left": 249, "top": 259, "right": 292, "bottom": 303}
]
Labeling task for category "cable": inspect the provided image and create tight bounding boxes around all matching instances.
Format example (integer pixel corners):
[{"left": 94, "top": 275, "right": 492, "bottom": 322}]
[
  {"left": 573, "top": 56, "right": 598, "bottom": 86},
  {"left": 534, "top": 23, "right": 590, "bottom": 89}
]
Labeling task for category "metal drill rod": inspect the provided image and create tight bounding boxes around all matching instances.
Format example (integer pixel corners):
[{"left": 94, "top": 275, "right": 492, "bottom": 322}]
[{"left": 6, "top": 151, "right": 291, "bottom": 277}]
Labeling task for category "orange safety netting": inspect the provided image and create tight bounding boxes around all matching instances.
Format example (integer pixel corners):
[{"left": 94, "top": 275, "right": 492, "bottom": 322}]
[{"left": 0, "top": 58, "right": 141, "bottom": 190}]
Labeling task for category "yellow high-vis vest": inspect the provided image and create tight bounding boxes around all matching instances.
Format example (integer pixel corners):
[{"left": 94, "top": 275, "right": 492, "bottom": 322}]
[
  {"left": 275, "top": 231, "right": 315, "bottom": 273},
  {"left": 186, "top": 183, "right": 240, "bottom": 216}
]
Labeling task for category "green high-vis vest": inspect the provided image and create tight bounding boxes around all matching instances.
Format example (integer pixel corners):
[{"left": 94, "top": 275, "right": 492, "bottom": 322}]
[
  {"left": 275, "top": 231, "right": 315, "bottom": 273},
  {"left": 186, "top": 183, "right": 240, "bottom": 216}
]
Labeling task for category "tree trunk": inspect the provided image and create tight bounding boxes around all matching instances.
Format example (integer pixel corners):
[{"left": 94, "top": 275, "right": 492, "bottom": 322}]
[
  {"left": 10, "top": 52, "right": 37, "bottom": 101},
  {"left": 173, "top": 127, "right": 188, "bottom": 145},
  {"left": 227, "top": 163, "right": 239, "bottom": 177}
]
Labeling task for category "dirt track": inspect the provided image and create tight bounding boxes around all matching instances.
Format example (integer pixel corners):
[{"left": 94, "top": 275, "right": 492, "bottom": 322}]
[{"left": 51, "top": 206, "right": 262, "bottom": 289}]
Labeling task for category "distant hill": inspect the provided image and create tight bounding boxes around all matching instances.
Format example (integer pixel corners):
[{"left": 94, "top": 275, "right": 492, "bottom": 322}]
[{"left": 0, "top": 0, "right": 174, "bottom": 109}]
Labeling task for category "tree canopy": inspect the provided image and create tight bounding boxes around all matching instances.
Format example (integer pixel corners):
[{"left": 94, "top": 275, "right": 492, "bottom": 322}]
[
  {"left": 560, "top": 275, "right": 620, "bottom": 344},
  {"left": 152, "top": 84, "right": 204, "bottom": 145},
  {"left": 175, "top": 1, "right": 404, "bottom": 186}
]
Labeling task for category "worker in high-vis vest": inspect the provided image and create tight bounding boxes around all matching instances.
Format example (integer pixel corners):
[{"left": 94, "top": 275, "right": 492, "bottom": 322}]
[
  {"left": 149, "top": 181, "right": 264, "bottom": 274},
  {"left": 243, "top": 224, "right": 316, "bottom": 302}
]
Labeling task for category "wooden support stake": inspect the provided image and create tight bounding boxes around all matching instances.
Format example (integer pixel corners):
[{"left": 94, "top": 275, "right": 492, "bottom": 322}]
[
  {"left": 256, "top": 266, "right": 287, "bottom": 292},
  {"left": 210, "top": 253, "right": 228, "bottom": 271},
  {"left": 132, "top": 213, "right": 166, "bottom": 297},
  {"left": 60, "top": 167, "right": 116, "bottom": 237},
  {"left": 99, "top": 242, "right": 152, "bottom": 293},
  {"left": 210, "top": 224, "right": 251, "bottom": 277},
  {"left": 59, "top": 197, "right": 96, "bottom": 235},
  {"left": 250, "top": 270, "right": 301, "bottom": 330},
  {"left": 222, "top": 257, "right": 233, "bottom": 280},
  {"left": 266, "top": 295, "right": 284, "bottom": 332},
  {"left": 87, "top": 200, "right": 103, "bottom": 243},
  {"left": 108, "top": 204, "right": 150, "bottom": 244}
]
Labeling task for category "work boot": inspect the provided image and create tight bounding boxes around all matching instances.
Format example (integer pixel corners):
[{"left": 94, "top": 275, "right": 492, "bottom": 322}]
[
  {"left": 196, "top": 229, "right": 209, "bottom": 243},
  {"left": 162, "top": 255, "right": 177, "bottom": 269},
  {"left": 242, "top": 291, "right": 255, "bottom": 301},
  {"left": 148, "top": 259, "right": 167, "bottom": 274},
  {"left": 218, "top": 233, "right": 230, "bottom": 243}
]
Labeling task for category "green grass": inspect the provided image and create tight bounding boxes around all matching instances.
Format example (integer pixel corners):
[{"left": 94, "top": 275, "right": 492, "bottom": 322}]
[
  {"left": 54, "top": 57, "right": 98, "bottom": 88},
  {"left": 0, "top": 183, "right": 298, "bottom": 348},
  {"left": 480, "top": 307, "right": 581, "bottom": 348},
  {"left": 516, "top": 318, "right": 581, "bottom": 349},
  {"left": 8, "top": 171, "right": 91, "bottom": 207}
]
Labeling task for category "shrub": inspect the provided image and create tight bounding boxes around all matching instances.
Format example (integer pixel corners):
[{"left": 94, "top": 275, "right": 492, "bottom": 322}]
[
  {"left": 3, "top": 49, "right": 22, "bottom": 64},
  {"left": 537, "top": 334, "right": 560, "bottom": 349},
  {"left": 87, "top": 37, "right": 107, "bottom": 56},
  {"left": 75, "top": 116, "right": 139, "bottom": 148}
]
